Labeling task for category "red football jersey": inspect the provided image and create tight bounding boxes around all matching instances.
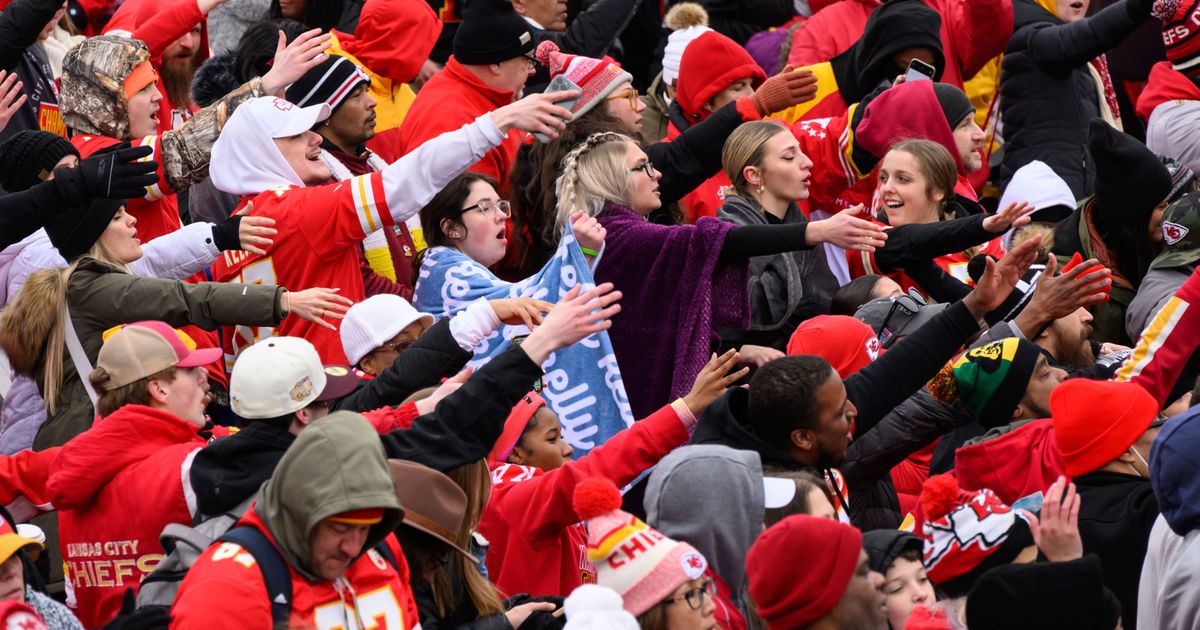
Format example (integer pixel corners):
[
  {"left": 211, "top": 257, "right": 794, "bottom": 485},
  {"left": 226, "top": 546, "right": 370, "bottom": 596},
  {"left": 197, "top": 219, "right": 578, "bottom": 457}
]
[{"left": 211, "top": 173, "right": 394, "bottom": 366}]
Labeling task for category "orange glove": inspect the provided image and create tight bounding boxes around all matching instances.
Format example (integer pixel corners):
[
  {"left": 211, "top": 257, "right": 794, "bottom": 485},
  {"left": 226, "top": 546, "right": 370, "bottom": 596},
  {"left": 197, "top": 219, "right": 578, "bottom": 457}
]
[{"left": 750, "top": 66, "right": 819, "bottom": 116}]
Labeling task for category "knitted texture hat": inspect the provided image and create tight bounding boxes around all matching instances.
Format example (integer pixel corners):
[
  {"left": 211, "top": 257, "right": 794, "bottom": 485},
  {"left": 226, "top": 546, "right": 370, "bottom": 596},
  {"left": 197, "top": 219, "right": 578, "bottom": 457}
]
[
  {"left": 1154, "top": 0, "right": 1200, "bottom": 71},
  {"left": 489, "top": 391, "right": 546, "bottom": 463},
  {"left": 661, "top": 3, "right": 711, "bottom": 86},
  {"left": 675, "top": 31, "right": 766, "bottom": 123},
  {"left": 928, "top": 338, "right": 1042, "bottom": 429},
  {"left": 1051, "top": 379, "right": 1158, "bottom": 477},
  {"left": 746, "top": 515, "right": 862, "bottom": 629},
  {"left": 1088, "top": 119, "right": 1173, "bottom": 225},
  {"left": 574, "top": 478, "right": 708, "bottom": 617},
  {"left": 919, "top": 474, "right": 1034, "bottom": 598},
  {"left": 339, "top": 294, "right": 434, "bottom": 366},
  {"left": 966, "top": 555, "right": 1122, "bottom": 630},
  {"left": 453, "top": 0, "right": 535, "bottom": 65},
  {"left": 0, "top": 130, "right": 79, "bottom": 192},
  {"left": 285, "top": 55, "right": 370, "bottom": 112},
  {"left": 535, "top": 41, "right": 631, "bottom": 121},
  {"left": 45, "top": 198, "right": 124, "bottom": 261},
  {"left": 563, "top": 585, "right": 641, "bottom": 630},
  {"left": 932, "top": 82, "right": 974, "bottom": 129},
  {"left": 786, "top": 315, "right": 882, "bottom": 379}
]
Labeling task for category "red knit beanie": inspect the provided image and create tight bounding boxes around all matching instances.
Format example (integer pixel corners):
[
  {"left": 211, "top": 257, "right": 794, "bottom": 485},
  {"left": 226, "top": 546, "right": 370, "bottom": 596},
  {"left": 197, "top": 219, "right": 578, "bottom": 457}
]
[
  {"left": 1051, "top": 379, "right": 1158, "bottom": 478},
  {"left": 786, "top": 315, "right": 883, "bottom": 379},
  {"left": 488, "top": 391, "right": 546, "bottom": 463},
  {"left": 675, "top": 31, "right": 766, "bottom": 123},
  {"left": 1154, "top": 0, "right": 1200, "bottom": 71},
  {"left": 745, "top": 515, "right": 862, "bottom": 629}
]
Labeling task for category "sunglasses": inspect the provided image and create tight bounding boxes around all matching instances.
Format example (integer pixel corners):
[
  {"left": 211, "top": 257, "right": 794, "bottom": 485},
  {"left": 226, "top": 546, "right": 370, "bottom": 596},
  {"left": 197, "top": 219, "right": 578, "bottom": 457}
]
[{"left": 876, "top": 290, "right": 927, "bottom": 349}]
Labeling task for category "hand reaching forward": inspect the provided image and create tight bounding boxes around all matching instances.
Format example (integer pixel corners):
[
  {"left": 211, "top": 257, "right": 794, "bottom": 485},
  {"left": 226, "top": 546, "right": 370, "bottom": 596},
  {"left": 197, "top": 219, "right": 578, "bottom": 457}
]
[
  {"left": 283, "top": 287, "right": 354, "bottom": 330},
  {"left": 807, "top": 205, "right": 889, "bottom": 252},
  {"left": 519, "top": 283, "right": 622, "bottom": 363},
  {"left": 682, "top": 350, "right": 749, "bottom": 415}
]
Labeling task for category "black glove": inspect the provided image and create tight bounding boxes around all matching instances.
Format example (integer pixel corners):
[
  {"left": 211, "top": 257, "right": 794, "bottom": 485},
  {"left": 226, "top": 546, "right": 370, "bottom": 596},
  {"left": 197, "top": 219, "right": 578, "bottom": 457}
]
[
  {"left": 211, "top": 214, "right": 244, "bottom": 251},
  {"left": 55, "top": 142, "right": 159, "bottom": 204},
  {"left": 101, "top": 589, "right": 171, "bottom": 630},
  {"left": 503, "top": 595, "right": 566, "bottom": 630}
]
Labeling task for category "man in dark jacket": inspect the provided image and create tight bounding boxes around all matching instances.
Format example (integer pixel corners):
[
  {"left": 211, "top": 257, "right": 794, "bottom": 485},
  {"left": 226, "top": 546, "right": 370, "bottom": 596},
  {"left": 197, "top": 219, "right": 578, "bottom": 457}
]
[
  {"left": 0, "top": 0, "right": 67, "bottom": 141},
  {"left": 997, "top": 0, "right": 1156, "bottom": 198}
]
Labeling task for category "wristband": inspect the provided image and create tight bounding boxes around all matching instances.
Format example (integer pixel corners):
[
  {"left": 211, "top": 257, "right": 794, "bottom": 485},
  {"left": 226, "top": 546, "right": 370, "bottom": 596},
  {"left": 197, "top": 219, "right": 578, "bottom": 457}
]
[{"left": 580, "top": 247, "right": 600, "bottom": 257}]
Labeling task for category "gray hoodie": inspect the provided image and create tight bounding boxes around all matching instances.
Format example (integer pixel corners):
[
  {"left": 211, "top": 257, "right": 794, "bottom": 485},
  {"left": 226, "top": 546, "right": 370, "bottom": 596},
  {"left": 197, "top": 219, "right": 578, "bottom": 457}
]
[{"left": 644, "top": 445, "right": 764, "bottom": 615}]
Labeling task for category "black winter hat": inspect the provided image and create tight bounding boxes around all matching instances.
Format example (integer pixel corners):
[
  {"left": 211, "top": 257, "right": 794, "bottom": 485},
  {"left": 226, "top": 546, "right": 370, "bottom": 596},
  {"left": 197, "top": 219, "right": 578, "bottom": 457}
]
[
  {"left": 966, "top": 555, "right": 1122, "bottom": 630},
  {"left": 285, "top": 55, "right": 370, "bottom": 111},
  {"left": 0, "top": 131, "right": 80, "bottom": 193},
  {"left": 862, "top": 529, "right": 923, "bottom": 575},
  {"left": 453, "top": 0, "right": 535, "bottom": 65},
  {"left": 932, "top": 82, "right": 974, "bottom": 130},
  {"left": 45, "top": 198, "right": 124, "bottom": 261},
  {"left": 1089, "top": 118, "right": 1173, "bottom": 225}
]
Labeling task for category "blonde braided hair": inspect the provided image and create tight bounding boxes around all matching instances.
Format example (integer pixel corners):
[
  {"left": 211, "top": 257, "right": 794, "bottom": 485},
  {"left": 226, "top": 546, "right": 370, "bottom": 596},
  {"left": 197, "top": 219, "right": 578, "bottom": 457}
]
[{"left": 553, "top": 132, "right": 633, "bottom": 238}]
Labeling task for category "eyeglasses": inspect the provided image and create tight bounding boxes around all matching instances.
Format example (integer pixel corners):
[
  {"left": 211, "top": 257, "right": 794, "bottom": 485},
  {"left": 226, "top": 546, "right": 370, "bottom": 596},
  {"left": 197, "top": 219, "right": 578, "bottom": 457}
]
[
  {"left": 664, "top": 579, "right": 714, "bottom": 610},
  {"left": 875, "top": 290, "right": 926, "bottom": 349},
  {"left": 460, "top": 199, "right": 512, "bottom": 218},
  {"left": 522, "top": 53, "right": 538, "bottom": 68},
  {"left": 606, "top": 88, "right": 640, "bottom": 111},
  {"left": 375, "top": 338, "right": 415, "bottom": 356},
  {"left": 629, "top": 161, "right": 658, "bottom": 178}
]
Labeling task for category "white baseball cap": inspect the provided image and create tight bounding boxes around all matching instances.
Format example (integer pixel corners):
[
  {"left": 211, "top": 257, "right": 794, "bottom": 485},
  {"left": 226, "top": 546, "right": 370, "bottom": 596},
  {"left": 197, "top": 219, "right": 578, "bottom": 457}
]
[
  {"left": 210, "top": 96, "right": 332, "bottom": 196},
  {"left": 230, "top": 336, "right": 327, "bottom": 419},
  {"left": 244, "top": 96, "right": 331, "bottom": 138},
  {"left": 340, "top": 294, "right": 435, "bottom": 366},
  {"left": 763, "top": 476, "right": 799, "bottom": 509}
]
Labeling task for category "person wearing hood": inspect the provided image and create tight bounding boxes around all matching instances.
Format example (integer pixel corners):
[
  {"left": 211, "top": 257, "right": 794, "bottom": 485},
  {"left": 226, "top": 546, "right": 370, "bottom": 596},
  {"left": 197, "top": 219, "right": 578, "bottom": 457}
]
[
  {"left": 0, "top": 0, "right": 68, "bottom": 142},
  {"left": 42, "top": 322, "right": 223, "bottom": 627},
  {"left": 1138, "top": 404, "right": 1200, "bottom": 630},
  {"left": 996, "top": 0, "right": 1156, "bottom": 198},
  {"left": 645, "top": 445, "right": 782, "bottom": 630},
  {"left": 862, "top": 530, "right": 935, "bottom": 630},
  {"left": 994, "top": 160, "right": 1078, "bottom": 252},
  {"left": 479, "top": 351, "right": 744, "bottom": 599},
  {"left": 208, "top": 89, "right": 571, "bottom": 365},
  {"left": 966, "top": 555, "right": 1123, "bottom": 630},
  {"left": 171, "top": 412, "right": 418, "bottom": 629},
  {"left": 1141, "top": 1, "right": 1200, "bottom": 178},
  {"left": 102, "top": 0, "right": 226, "bottom": 133},
  {"left": 1052, "top": 120, "right": 1175, "bottom": 346},
  {"left": 284, "top": 55, "right": 423, "bottom": 299},
  {"left": 771, "top": 0, "right": 945, "bottom": 124}
]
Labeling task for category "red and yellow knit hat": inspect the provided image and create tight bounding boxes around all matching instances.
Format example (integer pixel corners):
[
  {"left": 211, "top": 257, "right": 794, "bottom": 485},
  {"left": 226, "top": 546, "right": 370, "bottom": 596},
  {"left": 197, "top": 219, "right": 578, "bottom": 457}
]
[{"left": 574, "top": 478, "right": 708, "bottom": 616}]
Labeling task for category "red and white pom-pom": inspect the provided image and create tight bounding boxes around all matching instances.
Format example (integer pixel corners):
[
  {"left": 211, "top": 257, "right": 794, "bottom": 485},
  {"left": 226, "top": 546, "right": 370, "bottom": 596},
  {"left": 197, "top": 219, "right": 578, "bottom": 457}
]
[
  {"left": 920, "top": 474, "right": 963, "bottom": 520},
  {"left": 573, "top": 477, "right": 621, "bottom": 521},
  {"left": 1153, "top": 0, "right": 1184, "bottom": 22},
  {"left": 535, "top": 40, "right": 561, "bottom": 73}
]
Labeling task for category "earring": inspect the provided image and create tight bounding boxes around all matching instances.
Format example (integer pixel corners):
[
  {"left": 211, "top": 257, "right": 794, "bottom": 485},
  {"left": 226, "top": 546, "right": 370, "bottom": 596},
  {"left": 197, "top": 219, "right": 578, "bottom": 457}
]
[
  {"left": 450, "top": 231, "right": 461, "bottom": 239},
  {"left": 756, "top": 183, "right": 765, "bottom": 195}
]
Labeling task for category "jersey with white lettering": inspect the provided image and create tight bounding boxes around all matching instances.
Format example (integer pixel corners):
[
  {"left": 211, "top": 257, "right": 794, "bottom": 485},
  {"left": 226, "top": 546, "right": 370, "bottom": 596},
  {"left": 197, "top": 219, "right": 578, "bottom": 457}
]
[{"left": 210, "top": 173, "right": 395, "bottom": 366}]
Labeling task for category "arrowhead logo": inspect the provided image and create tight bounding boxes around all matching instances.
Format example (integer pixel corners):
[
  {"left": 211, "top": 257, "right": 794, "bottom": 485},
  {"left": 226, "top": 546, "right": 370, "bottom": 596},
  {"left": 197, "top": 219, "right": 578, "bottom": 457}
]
[{"left": 1163, "top": 221, "right": 1189, "bottom": 245}]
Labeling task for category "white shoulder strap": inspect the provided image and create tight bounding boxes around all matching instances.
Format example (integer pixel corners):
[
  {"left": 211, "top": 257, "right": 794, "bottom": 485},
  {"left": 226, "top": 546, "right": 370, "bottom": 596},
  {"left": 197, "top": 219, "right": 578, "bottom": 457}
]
[{"left": 63, "top": 304, "right": 99, "bottom": 406}]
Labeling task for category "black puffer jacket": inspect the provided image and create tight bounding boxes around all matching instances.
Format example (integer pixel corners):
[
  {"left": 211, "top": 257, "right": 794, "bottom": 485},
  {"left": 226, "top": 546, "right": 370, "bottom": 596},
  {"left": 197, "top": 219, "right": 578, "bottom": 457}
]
[
  {"left": 997, "top": 0, "right": 1153, "bottom": 198},
  {"left": 0, "top": 0, "right": 63, "bottom": 142}
]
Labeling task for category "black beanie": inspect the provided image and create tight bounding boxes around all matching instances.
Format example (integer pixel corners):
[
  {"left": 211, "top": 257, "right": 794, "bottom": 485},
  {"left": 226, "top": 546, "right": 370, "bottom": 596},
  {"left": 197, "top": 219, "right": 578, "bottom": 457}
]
[
  {"left": 966, "top": 556, "right": 1123, "bottom": 630},
  {"left": 45, "top": 198, "right": 124, "bottom": 261},
  {"left": 285, "top": 55, "right": 370, "bottom": 111},
  {"left": 0, "top": 131, "right": 80, "bottom": 193},
  {"left": 1089, "top": 118, "right": 1173, "bottom": 225},
  {"left": 932, "top": 82, "right": 974, "bottom": 129},
  {"left": 452, "top": 0, "right": 535, "bottom": 65}
]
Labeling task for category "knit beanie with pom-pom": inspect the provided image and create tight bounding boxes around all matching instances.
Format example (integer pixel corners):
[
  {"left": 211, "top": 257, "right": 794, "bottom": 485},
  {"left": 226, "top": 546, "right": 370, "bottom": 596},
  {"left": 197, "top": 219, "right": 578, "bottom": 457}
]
[
  {"left": 535, "top": 41, "right": 632, "bottom": 122},
  {"left": 661, "top": 3, "right": 711, "bottom": 86},
  {"left": 563, "top": 585, "right": 641, "bottom": 630}
]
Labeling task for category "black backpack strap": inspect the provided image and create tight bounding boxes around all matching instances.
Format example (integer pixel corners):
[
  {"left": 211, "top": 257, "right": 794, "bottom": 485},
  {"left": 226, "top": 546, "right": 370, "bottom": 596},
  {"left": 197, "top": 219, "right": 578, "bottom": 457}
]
[{"left": 218, "top": 526, "right": 292, "bottom": 626}]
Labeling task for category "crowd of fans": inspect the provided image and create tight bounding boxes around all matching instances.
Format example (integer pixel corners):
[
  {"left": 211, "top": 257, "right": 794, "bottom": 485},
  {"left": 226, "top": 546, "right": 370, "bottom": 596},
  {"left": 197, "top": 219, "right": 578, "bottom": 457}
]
[{"left": 0, "top": 0, "right": 1195, "bottom": 627}]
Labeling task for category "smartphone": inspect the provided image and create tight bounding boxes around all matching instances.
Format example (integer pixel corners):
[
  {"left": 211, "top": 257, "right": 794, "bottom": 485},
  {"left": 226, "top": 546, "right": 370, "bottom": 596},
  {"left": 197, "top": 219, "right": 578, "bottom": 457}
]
[
  {"left": 534, "top": 75, "right": 582, "bottom": 143},
  {"left": 509, "top": 334, "right": 546, "bottom": 392},
  {"left": 904, "top": 58, "right": 936, "bottom": 82}
]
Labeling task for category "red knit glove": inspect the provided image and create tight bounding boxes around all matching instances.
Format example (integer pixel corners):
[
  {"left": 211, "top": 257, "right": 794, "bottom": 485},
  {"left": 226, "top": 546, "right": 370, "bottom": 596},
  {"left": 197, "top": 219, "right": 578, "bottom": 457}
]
[{"left": 750, "top": 66, "right": 819, "bottom": 116}]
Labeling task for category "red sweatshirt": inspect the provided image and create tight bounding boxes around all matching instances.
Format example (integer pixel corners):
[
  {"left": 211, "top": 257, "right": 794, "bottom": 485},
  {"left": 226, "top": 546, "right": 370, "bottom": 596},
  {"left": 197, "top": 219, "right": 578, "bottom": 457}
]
[
  {"left": 46, "top": 405, "right": 204, "bottom": 628},
  {"left": 480, "top": 402, "right": 692, "bottom": 597},
  {"left": 1135, "top": 61, "right": 1200, "bottom": 121}
]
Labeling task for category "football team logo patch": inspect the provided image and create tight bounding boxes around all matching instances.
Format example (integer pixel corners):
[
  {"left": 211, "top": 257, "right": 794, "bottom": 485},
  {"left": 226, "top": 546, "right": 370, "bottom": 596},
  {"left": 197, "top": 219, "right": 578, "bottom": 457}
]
[
  {"left": 680, "top": 552, "right": 706, "bottom": 579},
  {"left": 1164, "top": 221, "right": 1189, "bottom": 245}
]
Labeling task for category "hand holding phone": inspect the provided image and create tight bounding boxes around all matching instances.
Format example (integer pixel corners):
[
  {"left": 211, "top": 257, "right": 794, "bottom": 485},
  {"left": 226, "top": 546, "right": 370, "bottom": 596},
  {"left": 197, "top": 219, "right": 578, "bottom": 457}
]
[
  {"left": 534, "top": 75, "right": 582, "bottom": 143},
  {"left": 904, "top": 58, "right": 935, "bottom": 82}
]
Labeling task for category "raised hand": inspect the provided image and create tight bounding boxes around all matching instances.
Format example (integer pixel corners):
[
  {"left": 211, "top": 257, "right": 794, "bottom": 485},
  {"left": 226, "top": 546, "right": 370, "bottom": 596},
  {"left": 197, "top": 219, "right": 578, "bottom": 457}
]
[
  {"left": 0, "top": 70, "right": 27, "bottom": 135},
  {"left": 283, "top": 287, "right": 354, "bottom": 330},
  {"left": 490, "top": 296, "right": 552, "bottom": 328},
  {"left": 983, "top": 201, "right": 1033, "bottom": 234},
  {"left": 65, "top": 143, "right": 158, "bottom": 201},
  {"left": 570, "top": 211, "right": 606, "bottom": 252},
  {"left": 751, "top": 66, "right": 819, "bottom": 115},
  {"left": 683, "top": 350, "right": 749, "bottom": 415},
  {"left": 260, "top": 29, "right": 332, "bottom": 96},
  {"left": 519, "top": 283, "right": 622, "bottom": 363},
  {"left": 491, "top": 90, "right": 578, "bottom": 139},
  {"left": 964, "top": 235, "right": 1040, "bottom": 319},
  {"left": 807, "top": 205, "right": 889, "bottom": 252},
  {"left": 1024, "top": 476, "right": 1082, "bottom": 563}
]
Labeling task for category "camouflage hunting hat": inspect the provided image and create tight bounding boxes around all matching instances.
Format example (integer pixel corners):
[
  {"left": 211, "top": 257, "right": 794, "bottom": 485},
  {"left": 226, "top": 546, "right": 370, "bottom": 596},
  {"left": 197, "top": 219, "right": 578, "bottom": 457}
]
[
  {"left": 61, "top": 35, "right": 151, "bottom": 140},
  {"left": 1152, "top": 191, "right": 1200, "bottom": 270}
]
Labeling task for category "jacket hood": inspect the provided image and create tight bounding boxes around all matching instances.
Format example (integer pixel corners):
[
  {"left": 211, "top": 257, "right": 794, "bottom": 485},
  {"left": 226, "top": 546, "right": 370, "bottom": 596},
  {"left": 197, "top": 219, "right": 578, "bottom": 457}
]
[
  {"left": 210, "top": 96, "right": 316, "bottom": 195},
  {"left": 334, "top": 0, "right": 440, "bottom": 83},
  {"left": 47, "top": 404, "right": 202, "bottom": 509},
  {"left": 831, "top": 0, "right": 944, "bottom": 103},
  {"left": 691, "top": 388, "right": 804, "bottom": 470},
  {"left": 954, "top": 418, "right": 1065, "bottom": 506},
  {"left": 258, "top": 411, "right": 403, "bottom": 580},
  {"left": 61, "top": 35, "right": 149, "bottom": 139},
  {"left": 645, "top": 445, "right": 764, "bottom": 598},
  {"left": 862, "top": 529, "right": 923, "bottom": 574},
  {"left": 856, "top": 79, "right": 967, "bottom": 175},
  {"left": 190, "top": 421, "right": 295, "bottom": 516},
  {"left": 1150, "top": 405, "right": 1200, "bottom": 535},
  {"left": 1136, "top": 61, "right": 1200, "bottom": 120}
]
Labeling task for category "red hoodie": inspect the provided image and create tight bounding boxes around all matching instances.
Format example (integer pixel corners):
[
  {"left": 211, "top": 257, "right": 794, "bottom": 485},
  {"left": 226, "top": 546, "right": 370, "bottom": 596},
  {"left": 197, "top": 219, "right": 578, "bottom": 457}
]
[
  {"left": 1135, "top": 61, "right": 1200, "bottom": 121},
  {"left": 46, "top": 404, "right": 204, "bottom": 628},
  {"left": 479, "top": 402, "right": 692, "bottom": 597},
  {"left": 104, "top": 0, "right": 209, "bottom": 133}
]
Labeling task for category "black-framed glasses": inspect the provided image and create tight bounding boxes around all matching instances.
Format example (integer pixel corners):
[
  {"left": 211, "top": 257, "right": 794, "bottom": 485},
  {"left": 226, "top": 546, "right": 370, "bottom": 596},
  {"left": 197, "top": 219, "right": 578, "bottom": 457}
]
[
  {"left": 876, "top": 290, "right": 926, "bottom": 349},
  {"left": 460, "top": 199, "right": 512, "bottom": 218},
  {"left": 629, "top": 161, "right": 657, "bottom": 178},
  {"left": 664, "top": 578, "right": 714, "bottom": 610},
  {"left": 522, "top": 53, "right": 538, "bottom": 68}
]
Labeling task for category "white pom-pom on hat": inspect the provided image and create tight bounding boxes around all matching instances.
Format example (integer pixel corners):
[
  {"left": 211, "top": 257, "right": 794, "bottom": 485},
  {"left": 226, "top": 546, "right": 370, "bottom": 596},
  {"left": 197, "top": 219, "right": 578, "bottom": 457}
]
[{"left": 563, "top": 585, "right": 640, "bottom": 630}]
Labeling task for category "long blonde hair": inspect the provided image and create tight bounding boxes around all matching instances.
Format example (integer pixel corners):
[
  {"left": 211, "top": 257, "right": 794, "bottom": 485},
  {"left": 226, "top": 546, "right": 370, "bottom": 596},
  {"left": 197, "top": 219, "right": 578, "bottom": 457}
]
[
  {"left": 428, "top": 460, "right": 504, "bottom": 617},
  {"left": 553, "top": 132, "right": 633, "bottom": 238},
  {"left": 0, "top": 239, "right": 129, "bottom": 414},
  {"left": 722, "top": 120, "right": 789, "bottom": 201}
]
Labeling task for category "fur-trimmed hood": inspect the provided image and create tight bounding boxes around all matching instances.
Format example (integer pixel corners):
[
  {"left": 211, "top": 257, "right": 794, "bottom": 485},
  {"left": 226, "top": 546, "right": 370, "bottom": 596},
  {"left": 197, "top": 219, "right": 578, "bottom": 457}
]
[
  {"left": 191, "top": 52, "right": 240, "bottom": 108},
  {"left": 0, "top": 266, "right": 64, "bottom": 377}
]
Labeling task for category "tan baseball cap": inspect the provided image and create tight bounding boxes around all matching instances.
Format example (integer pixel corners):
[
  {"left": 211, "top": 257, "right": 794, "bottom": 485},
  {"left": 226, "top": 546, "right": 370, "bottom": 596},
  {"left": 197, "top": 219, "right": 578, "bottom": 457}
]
[{"left": 95, "top": 321, "right": 222, "bottom": 391}]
